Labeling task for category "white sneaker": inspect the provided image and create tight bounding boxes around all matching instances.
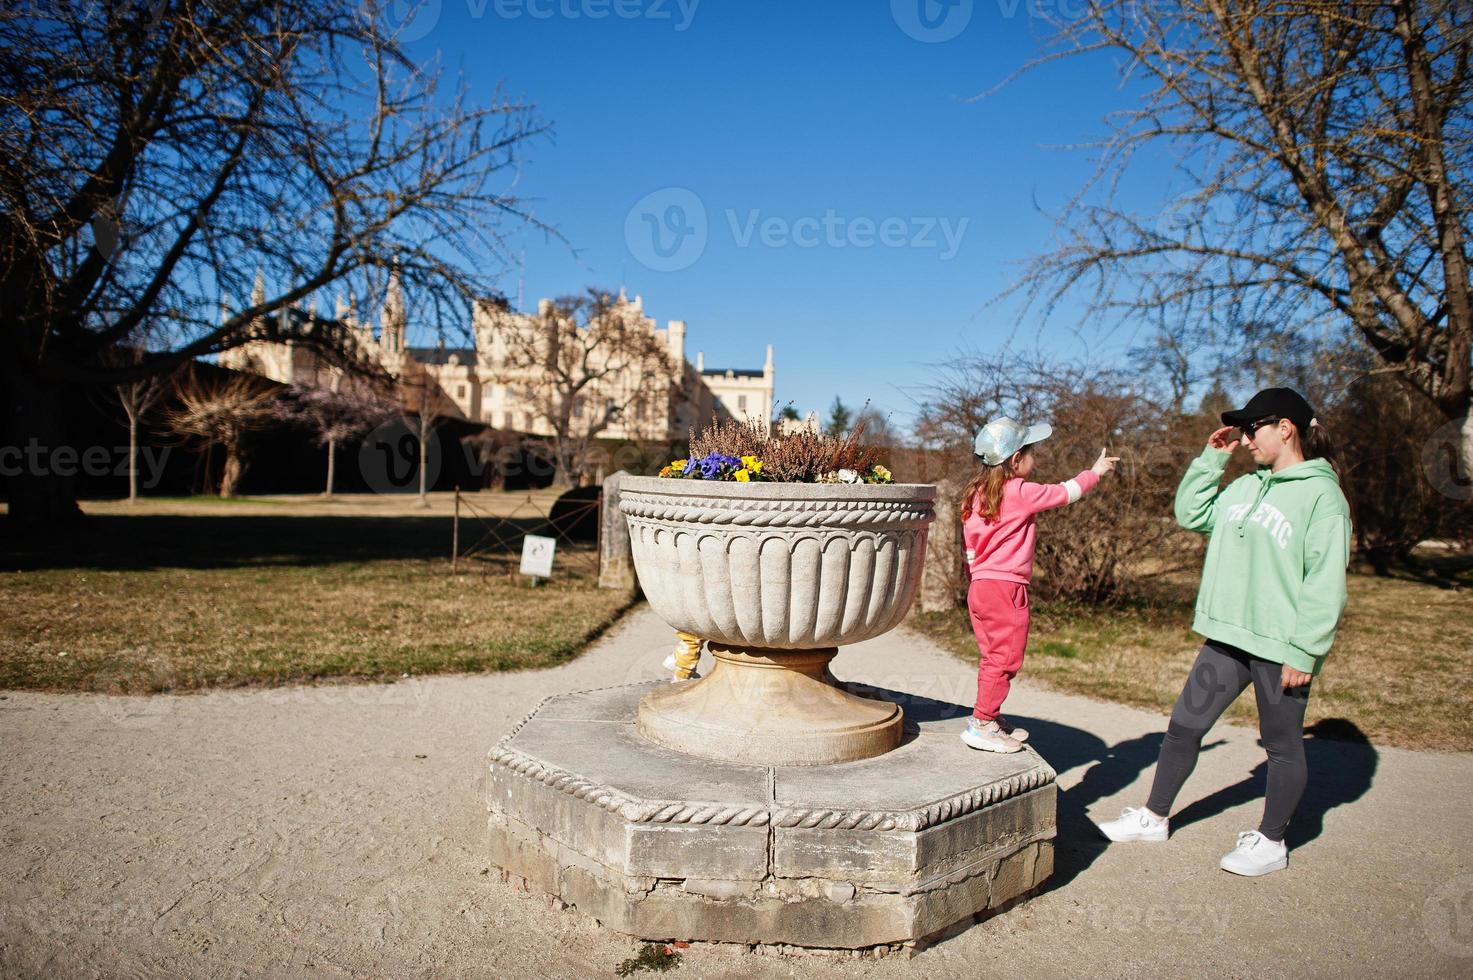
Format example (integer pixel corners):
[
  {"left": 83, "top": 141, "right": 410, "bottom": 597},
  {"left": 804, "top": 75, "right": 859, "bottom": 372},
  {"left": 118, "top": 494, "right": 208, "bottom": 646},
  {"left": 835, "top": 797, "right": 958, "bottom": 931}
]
[
  {"left": 1219, "top": 831, "right": 1288, "bottom": 877},
  {"left": 1095, "top": 806, "right": 1169, "bottom": 842},
  {"left": 960, "top": 718, "right": 1023, "bottom": 753},
  {"left": 996, "top": 716, "right": 1029, "bottom": 743}
]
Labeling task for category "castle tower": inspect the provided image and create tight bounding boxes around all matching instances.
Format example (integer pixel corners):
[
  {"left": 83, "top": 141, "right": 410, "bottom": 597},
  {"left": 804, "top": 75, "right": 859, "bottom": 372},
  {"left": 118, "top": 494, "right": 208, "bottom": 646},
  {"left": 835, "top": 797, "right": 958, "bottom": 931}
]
[
  {"left": 381, "top": 268, "right": 405, "bottom": 354},
  {"left": 667, "top": 320, "right": 686, "bottom": 364}
]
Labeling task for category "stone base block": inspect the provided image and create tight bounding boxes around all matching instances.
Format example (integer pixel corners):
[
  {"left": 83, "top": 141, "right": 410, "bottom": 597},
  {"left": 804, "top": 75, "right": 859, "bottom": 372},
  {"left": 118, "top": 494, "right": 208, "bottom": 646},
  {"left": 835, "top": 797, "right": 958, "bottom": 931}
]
[{"left": 485, "top": 682, "right": 1055, "bottom": 950}]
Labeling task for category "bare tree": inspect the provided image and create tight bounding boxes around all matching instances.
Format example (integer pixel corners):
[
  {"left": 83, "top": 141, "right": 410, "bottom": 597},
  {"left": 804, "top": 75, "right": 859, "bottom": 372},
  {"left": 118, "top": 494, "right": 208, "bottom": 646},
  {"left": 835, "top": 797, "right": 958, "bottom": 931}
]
[
  {"left": 276, "top": 379, "right": 398, "bottom": 497},
  {"left": 1005, "top": 1, "right": 1472, "bottom": 474},
  {"left": 851, "top": 403, "right": 901, "bottom": 448},
  {"left": 1, "top": 0, "right": 549, "bottom": 526},
  {"left": 396, "top": 365, "right": 462, "bottom": 505},
  {"left": 101, "top": 343, "right": 181, "bottom": 503},
  {"left": 824, "top": 397, "right": 853, "bottom": 438},
  {"left": 487, "top": 290, "right": 680, "bottom": 487},
  {"left": 164, "top": 371, "right": 279, "bottom": 497},
  {"left": 916, "top": 348, "right": 1204, "bottom": 601}
]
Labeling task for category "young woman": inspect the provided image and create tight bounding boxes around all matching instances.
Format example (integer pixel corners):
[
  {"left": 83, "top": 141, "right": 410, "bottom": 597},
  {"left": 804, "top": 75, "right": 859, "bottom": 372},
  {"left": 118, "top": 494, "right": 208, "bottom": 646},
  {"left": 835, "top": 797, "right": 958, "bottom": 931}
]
[{"left": 1096, "top": 387, "right": 1352, "bottom": 876}]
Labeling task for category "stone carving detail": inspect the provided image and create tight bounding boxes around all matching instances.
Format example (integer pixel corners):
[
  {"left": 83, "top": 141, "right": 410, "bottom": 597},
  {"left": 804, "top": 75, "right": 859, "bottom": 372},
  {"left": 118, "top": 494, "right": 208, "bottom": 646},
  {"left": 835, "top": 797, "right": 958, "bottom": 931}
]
[
  {"left": 619, "top": 477, "right": 936, "bottom": 649},
  {"left": 487, "top": 689, "right": 1056, "bottom": 833}
]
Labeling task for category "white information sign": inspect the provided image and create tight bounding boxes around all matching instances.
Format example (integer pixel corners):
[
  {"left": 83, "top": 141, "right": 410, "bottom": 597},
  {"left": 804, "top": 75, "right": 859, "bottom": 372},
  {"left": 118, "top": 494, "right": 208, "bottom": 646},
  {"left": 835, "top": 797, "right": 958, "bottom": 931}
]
[{"left": 519, "top": 534, "right": 557, "bottom": 579}]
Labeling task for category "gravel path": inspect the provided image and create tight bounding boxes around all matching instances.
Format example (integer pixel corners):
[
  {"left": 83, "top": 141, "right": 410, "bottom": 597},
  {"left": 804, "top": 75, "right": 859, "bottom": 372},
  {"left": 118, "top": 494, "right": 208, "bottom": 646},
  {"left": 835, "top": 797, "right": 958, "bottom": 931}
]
[{"left": 3, "top": 605, "right": 1470, "bottom": 978}]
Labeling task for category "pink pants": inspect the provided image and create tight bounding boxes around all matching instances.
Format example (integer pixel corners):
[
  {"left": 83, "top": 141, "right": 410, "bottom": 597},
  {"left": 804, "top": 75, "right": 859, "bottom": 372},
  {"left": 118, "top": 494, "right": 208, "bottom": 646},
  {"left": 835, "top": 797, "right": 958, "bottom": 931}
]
[{"left": 968, "top": 579, "right": 1031, "bottom": 722}]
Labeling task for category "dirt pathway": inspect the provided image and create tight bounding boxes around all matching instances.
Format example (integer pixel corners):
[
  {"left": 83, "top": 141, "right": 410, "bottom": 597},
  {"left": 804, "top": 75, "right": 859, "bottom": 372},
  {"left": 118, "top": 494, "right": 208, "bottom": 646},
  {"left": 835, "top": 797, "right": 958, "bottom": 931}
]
[{"left": 2, "top": 606, "right": 1469, "bottom": 978}]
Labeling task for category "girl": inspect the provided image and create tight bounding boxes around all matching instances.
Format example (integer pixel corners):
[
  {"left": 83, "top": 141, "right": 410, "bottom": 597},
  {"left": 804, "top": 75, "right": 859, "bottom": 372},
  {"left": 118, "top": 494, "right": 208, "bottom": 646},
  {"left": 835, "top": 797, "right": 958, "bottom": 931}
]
[
  {"left": 1096, "top": 386, "right": 1351, "bottom": 877},
  {"left": 960, "top": 417, "right": 1118, "bottom": 753}
]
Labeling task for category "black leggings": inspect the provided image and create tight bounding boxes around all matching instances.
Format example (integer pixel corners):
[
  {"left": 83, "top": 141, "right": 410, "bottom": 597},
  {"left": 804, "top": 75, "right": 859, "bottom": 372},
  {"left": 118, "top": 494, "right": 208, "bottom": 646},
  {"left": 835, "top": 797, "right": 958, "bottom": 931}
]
[{"left": 1146, "top": 640, "right": 1311, "bottom": 842}]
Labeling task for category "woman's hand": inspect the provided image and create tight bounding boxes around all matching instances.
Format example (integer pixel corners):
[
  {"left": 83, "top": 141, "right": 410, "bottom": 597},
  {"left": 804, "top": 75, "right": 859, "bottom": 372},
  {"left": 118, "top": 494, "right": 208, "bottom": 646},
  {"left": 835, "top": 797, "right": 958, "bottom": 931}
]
[
  {"left": 1091, "top": 448, "right": 1121, "bottom": 477},
  {"left": 1207, "top": 425, "right": 1238, "bottom": 452},
  {"left": 1281, "top": 666, "right": 1314, "bottom": 688}
]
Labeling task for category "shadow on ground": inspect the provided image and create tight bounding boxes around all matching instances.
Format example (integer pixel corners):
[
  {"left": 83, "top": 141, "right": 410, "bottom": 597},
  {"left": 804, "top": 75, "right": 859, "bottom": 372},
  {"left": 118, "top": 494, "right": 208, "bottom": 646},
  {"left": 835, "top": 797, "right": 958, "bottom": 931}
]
[
  {"left": 2, "top": 513, "right": 592, "bottom": 571},
  {"left": 856, "top": 683, "right": 1379, "bottom": 892}
]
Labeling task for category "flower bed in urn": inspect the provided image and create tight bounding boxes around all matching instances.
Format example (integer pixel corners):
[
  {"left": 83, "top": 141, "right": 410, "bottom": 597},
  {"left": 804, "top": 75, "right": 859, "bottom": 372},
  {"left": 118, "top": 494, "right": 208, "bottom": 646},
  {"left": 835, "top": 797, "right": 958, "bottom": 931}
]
[{"left": 619, "top": 419, "right": 935, "bottom": 766}]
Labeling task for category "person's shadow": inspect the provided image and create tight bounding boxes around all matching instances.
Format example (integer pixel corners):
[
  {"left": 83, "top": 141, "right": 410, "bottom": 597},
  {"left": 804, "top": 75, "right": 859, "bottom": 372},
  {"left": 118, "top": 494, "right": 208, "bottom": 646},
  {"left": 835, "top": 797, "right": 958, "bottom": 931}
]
[
  {"left": 847, "top": 682, "right": 1378, "bottom": 891},
  {"left": 1033, "top": 715, "right": 1377, "bottom": 889},
  {"left": 1168, "top": 718, "right": 1378, "bottom": 848}
]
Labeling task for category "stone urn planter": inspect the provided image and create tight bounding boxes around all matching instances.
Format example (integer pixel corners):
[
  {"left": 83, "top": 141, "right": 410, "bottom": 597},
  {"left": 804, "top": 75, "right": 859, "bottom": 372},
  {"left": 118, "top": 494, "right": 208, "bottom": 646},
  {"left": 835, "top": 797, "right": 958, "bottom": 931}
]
[{"left": 619, "top": 476, "right": 935, "bottom": 766}]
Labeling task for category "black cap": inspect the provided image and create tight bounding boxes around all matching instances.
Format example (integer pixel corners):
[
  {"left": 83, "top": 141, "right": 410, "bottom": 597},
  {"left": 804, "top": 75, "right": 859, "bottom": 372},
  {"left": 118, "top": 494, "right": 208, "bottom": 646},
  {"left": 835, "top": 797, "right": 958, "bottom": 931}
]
[{"left": 1221, "top": 387, "right": 1315, "bottom": 433}]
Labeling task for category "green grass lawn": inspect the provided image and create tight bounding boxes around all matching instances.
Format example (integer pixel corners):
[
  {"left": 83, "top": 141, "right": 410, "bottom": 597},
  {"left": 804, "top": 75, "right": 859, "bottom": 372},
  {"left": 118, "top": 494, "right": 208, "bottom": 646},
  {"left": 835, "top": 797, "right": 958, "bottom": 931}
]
[
  {"left": 0, "top": 496, "right": 633, "bottom": 693},
  {"left": 908, "top": 555, "right": 1473, "bottom": 751}
]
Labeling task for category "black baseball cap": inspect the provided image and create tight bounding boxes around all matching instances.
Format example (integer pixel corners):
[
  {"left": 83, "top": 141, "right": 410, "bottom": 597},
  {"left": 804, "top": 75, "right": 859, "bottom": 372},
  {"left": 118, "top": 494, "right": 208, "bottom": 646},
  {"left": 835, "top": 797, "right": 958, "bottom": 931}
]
[{"left": 1221, "top": 387, "right": 1315, "bottom": 433}]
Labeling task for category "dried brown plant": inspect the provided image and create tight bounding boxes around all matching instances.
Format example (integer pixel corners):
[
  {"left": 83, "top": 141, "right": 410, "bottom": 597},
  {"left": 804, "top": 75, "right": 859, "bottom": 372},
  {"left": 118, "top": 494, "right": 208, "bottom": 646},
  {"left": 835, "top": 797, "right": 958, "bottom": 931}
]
[{"left": 687, "top": 416, "right": 884, "bottom": 483}]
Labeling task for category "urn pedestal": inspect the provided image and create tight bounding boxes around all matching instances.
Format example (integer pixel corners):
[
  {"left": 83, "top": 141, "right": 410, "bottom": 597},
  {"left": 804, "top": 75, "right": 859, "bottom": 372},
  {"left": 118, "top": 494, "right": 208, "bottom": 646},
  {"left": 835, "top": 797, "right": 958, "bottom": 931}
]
[
  {"left": 484, "top": 478, "right": 1057, "bottom": 952},
  {"left": 621, "top": 478, "right": 932, "bottom": 767}
]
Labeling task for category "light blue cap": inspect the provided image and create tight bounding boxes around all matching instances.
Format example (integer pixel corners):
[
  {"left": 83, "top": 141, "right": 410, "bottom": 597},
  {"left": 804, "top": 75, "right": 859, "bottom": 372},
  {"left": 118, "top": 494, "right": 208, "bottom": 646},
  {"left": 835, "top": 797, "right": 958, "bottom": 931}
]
[{"left": 973, "top": 416, "right": 1052, "bottom": 466}]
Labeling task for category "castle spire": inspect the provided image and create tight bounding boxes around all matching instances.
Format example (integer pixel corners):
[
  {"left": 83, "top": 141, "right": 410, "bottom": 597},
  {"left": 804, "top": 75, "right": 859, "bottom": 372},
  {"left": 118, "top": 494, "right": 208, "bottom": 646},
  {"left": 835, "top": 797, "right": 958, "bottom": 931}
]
[
  {"left": 251, "top": 267, "right": 266, "bottom": 308},
  {"left": 381, "top": 267, "right": 405, "bottom": 354}
]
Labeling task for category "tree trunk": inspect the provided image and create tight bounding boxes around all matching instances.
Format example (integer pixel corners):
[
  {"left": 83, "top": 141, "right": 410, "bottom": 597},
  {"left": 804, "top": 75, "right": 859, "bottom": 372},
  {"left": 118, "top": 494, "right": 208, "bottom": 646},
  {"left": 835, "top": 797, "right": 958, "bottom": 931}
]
[
  {"left": 323, "top": 434, "right": 336, "bottom": 498},
  {"left": 127, "top": 411, "right": 139, "bottom": 504},
  {"left": 1, "top": 360, "right": 84, "bottom": 528},
  {"left": 417, "top": 413, "right": 430, "bottom": 506},
  {"left": 220, "top": 439, "right": 243, "bottom": 498}
]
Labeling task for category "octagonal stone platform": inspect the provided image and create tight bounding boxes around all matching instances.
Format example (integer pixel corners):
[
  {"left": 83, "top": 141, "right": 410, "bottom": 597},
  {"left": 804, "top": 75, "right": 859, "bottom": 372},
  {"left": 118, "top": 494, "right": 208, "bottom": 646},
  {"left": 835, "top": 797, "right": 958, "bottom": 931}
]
[{"left": 485, "top": 682, "right": 1056, "bottom": 950}]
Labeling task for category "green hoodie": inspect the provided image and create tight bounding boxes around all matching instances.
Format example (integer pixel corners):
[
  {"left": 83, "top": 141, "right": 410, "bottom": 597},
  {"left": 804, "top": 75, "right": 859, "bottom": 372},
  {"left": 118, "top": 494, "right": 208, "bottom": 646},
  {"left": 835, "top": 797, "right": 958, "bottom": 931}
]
[{"left": 1174, "top": 447, "right": 1351, "bottom": 674}]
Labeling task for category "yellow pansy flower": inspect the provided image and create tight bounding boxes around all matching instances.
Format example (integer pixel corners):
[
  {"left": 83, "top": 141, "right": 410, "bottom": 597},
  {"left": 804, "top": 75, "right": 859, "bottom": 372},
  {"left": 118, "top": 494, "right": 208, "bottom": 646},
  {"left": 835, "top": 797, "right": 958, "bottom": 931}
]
[
  {"left": 733, "top": 469, "right": 751, "bottom": 482},
  {"left": 670, "top": 459, "right": 687, "bottom": 473}
]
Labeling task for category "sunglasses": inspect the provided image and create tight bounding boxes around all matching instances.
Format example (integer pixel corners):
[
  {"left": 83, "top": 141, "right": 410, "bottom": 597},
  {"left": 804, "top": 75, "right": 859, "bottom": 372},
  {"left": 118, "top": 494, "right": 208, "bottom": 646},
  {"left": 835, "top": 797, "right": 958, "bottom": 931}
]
[{"left": 1241, "top": 417, "right": 1281, "bottom": 438}]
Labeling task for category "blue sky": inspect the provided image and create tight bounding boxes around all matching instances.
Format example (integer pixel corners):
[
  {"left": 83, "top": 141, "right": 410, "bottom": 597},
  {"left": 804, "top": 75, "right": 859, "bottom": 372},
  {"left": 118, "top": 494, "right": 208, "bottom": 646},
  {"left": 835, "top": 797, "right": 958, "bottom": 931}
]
[{"left": 396, "top": 0, "right": 1172, "bottom": 430}]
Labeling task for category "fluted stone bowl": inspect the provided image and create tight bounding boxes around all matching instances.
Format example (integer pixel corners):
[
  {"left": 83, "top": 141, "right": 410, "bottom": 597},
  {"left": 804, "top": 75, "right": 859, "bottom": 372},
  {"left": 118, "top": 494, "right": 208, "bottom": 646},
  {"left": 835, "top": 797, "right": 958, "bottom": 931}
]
[{"left": 619, "top": 477, "right": 936, "bottom": 649}]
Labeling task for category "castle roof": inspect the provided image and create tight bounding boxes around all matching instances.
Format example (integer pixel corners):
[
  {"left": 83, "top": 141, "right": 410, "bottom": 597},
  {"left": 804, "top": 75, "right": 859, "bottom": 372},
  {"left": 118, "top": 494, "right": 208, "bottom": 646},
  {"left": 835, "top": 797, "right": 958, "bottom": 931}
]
[{"left": 407, "top": 346, "right": 476, "bottom": 365}]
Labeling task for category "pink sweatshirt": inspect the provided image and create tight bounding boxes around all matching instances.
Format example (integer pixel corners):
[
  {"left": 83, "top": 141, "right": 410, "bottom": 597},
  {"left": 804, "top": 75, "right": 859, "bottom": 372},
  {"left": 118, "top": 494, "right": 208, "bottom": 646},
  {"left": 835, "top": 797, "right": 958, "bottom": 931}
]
[{"left": 963, "top": 470, "right": 1100, "bottom": 584}]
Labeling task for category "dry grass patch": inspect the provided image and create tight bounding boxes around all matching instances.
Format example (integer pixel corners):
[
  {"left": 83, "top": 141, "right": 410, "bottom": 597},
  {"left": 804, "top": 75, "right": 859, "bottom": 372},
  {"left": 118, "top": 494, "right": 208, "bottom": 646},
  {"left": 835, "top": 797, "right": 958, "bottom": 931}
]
[
  {"left": 1, "top": 496, "right": 633, "bottom": 693},
  {"left": 909, "top": 562, "right": 1473, "bottom": 752}
]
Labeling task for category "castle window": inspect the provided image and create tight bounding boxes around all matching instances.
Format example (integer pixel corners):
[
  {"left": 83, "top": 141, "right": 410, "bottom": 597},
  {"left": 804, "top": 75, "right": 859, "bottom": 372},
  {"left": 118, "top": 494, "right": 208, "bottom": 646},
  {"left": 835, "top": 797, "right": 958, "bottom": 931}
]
[{"left": 738, "top": 395, "right": 748, "bottom": 412}]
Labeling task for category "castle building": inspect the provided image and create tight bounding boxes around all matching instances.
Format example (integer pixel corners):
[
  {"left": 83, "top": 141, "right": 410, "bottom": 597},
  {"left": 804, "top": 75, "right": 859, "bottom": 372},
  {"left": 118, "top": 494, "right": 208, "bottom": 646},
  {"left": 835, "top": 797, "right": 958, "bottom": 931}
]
[{"left": 219, "top": 278, "right": 776, "bottom": 442}]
